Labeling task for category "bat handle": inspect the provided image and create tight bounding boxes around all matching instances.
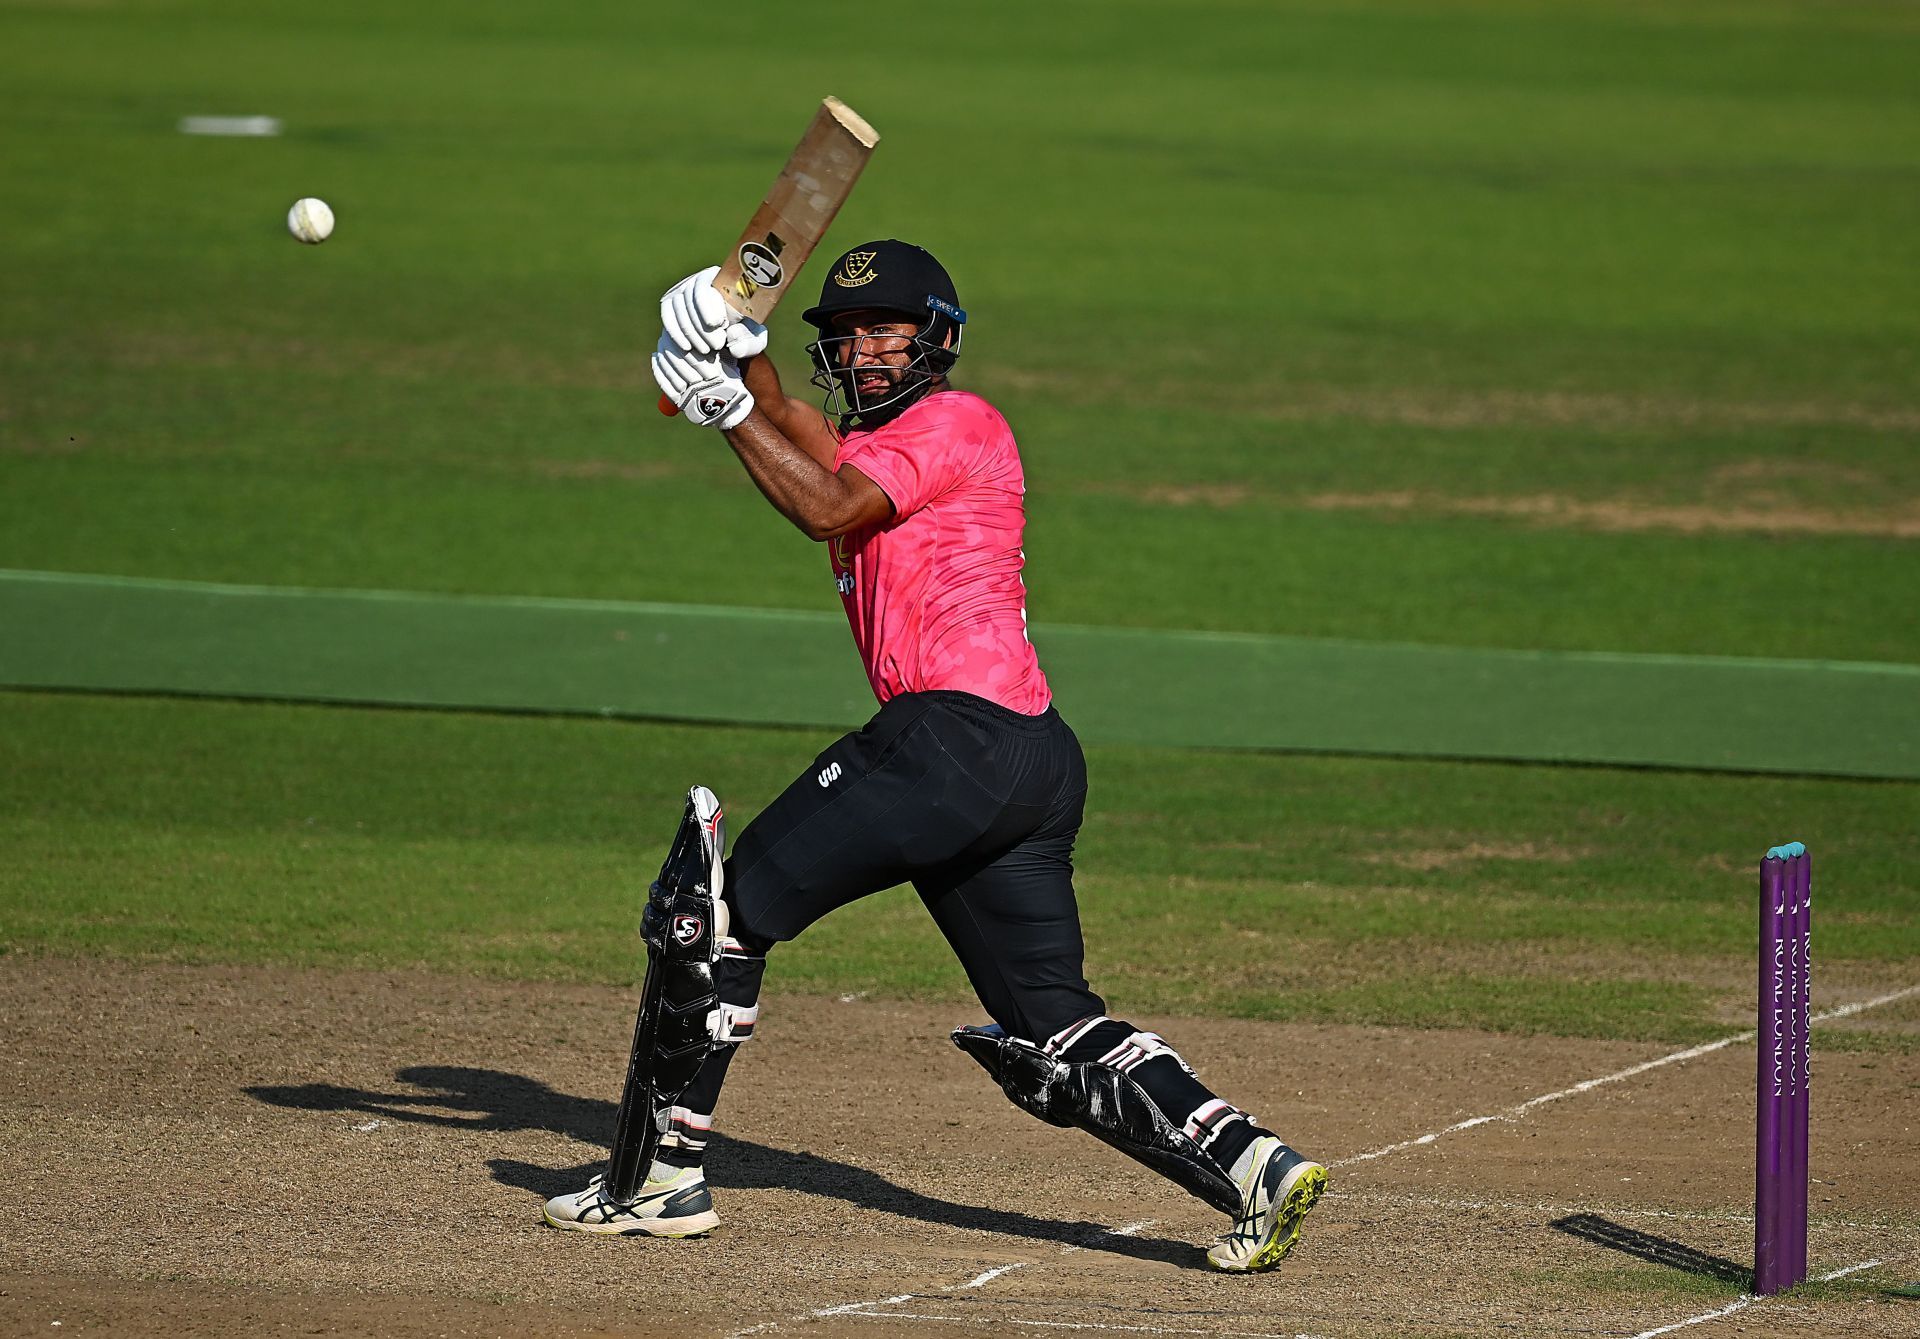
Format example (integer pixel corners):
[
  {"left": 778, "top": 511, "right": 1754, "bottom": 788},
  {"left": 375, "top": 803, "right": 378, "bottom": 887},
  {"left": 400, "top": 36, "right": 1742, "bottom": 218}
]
[{"left": 658, "top": 394, "right": 680, "bottom": 418}]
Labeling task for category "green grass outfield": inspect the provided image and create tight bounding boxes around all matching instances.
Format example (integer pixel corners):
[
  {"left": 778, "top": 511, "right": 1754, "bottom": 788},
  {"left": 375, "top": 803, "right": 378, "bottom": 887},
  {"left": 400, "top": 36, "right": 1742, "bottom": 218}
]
[
  {"left": 7, "top": 571, "right": 1919, "bottom": 776},
  {"left": 4, "top": 0, "right": 1916, "bottom": 657},
  {"left": 1, "top": 1, "right": 1915, "bottom": 1043},
  {"left": 4, "top": 691, "right": 1915, "bottom": 1046}
]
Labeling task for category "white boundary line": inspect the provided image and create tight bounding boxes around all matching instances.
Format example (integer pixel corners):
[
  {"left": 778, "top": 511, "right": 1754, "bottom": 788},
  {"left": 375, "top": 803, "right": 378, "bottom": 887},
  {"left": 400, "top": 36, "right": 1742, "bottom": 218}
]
[
  {"left": 1334, "top": 984, "right": 1920, "bottom": 1168},
  {"left": 1628, "top": 1258, "right": 1887, "bottom": 1339}
]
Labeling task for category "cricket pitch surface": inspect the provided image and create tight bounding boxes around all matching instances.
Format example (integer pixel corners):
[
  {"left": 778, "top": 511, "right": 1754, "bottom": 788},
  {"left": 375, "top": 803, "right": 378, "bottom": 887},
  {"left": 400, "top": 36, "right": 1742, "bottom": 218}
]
[{"left": 2, "top": 958, "right": 1914, "bottom": 1338}]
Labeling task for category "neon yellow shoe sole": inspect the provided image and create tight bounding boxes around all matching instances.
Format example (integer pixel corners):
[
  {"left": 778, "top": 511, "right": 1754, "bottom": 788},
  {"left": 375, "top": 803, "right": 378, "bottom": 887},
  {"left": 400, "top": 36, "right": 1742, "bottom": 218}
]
[{"left": 1207, "top": 1148, "right": 1328, "bottom": 1274}]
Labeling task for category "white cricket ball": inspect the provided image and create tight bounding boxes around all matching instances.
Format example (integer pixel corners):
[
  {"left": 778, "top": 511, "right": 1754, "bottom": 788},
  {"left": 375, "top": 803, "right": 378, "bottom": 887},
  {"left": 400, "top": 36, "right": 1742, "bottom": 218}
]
[{"left": 287, "top": 197, "right": 335, "bottom": 244}]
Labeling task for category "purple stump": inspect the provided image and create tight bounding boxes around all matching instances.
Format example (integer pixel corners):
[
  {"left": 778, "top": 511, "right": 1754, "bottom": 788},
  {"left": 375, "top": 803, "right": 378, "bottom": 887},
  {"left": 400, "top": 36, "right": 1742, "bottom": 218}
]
[
  {"left": 1755, "top": 854, "right": 1788, "bottom": 1294},
  {"left": 1788, "top": 850, "right": 1812, "bottom": 1286},
  {"left": 1755, "top": 843, "right": 1810, "bottom": 1296}
]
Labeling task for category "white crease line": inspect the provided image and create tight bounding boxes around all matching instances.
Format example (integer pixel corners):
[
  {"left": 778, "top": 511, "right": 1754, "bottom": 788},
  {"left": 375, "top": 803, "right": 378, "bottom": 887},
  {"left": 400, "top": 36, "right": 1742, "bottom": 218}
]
[
  {"left": 727, "top": 982, "right": 1918, "bottom": 1338},
  {"left": 1817, "top": 1257, "right": 1888, "bottom": 1281},
  {"left": 1059, "top": 1218, "right": 1155, "bottom": 1255},
  {"left": 727, "top": 1221, "right": 1157, "bottom": 1337},
  {"left": 1815, "top": 983, "right": 1920, "bottom": 1021},
  {"left": 841, "top": 1314, "right": 1325, "bottom": 1339},
  {"left": 818, "top": 1294, "right": 916, "bottom": 1317},
  {"left": 726, "top": 1294, "right": 917, "bottom": 1338},
  {"left": 963, "top": 1264, "right": 1024, "bottom": 1288},
  {"left": 1329, "top": 1186, "right": 1904, "bottom": 1232},
  {"left": 1335, "top": 984, "right": 1920, "bottom": 1168},
  {"left": 1627, "top": 1257, "right": 1887, "bottom": 1339},
  {"left": 1329, "top": 1188, "right": 1751, "bottom": 1220},
  {"left": 1628, "top": 1295, "right": 1751, "bottom": 1338}
]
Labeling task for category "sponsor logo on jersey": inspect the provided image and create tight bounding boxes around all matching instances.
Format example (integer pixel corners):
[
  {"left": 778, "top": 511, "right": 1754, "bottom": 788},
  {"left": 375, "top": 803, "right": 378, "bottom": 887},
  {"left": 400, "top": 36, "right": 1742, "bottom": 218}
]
[
  {"left": 833, "top": 250, "right": 879, "bottom": 288},
  {"left": 830, "top": 534, "right": 855, "bottom": 596},
  {"left": 817, "top": 761, "right": 843, "bottom": 788}
]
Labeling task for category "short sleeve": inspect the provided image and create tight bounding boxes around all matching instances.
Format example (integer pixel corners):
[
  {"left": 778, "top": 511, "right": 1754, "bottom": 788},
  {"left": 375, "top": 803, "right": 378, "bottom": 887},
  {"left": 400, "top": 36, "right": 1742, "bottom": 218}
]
[{"left": 838, "top": 396, "right": 984, "bottom": 520}]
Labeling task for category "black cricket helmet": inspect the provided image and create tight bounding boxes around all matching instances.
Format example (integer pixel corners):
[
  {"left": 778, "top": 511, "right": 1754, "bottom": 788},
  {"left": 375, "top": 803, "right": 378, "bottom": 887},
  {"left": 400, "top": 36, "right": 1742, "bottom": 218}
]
[{"left": 802, "top": 239, "right": 966, "bottom": 427}]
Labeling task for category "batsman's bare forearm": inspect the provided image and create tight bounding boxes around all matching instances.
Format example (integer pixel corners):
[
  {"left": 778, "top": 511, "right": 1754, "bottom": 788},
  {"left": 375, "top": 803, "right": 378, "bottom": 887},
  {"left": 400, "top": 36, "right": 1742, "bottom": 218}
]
[
  {"left": 722, "top": 410, "right": 889, "bottom": 541},
  {"left": 740, "top": 354, "right": 838, "bottom": 468}
]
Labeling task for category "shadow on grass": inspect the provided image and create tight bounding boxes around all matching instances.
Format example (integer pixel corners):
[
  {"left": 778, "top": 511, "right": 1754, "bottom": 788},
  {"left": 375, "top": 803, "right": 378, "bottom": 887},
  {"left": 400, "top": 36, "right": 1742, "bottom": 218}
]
[
  {"left": 1550, "top": 1212, "right": 1751, "bottom": 1287},
  {"left": 247, "top": 1064, "right": 1204, "bottom": 1268}
]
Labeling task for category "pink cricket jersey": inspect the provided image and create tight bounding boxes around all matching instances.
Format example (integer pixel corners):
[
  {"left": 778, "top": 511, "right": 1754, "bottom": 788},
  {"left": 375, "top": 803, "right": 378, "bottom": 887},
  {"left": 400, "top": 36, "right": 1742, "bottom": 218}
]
[{"left": 829, "top": 390, "right": 1051, "bottom": 715}]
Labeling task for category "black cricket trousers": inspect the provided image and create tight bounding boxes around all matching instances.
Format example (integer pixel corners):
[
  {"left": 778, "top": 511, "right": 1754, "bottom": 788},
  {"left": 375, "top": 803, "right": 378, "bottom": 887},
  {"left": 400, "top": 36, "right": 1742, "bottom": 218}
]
[
  {"left": 674, "top": 688, "right": 1268, "bottom": 1183},
  {"left": 733, "top": 688, "right": 1102, "bottom": 1039},
  {"left": 680, "top": 689, "right": 1105, "bottom": 1118}
]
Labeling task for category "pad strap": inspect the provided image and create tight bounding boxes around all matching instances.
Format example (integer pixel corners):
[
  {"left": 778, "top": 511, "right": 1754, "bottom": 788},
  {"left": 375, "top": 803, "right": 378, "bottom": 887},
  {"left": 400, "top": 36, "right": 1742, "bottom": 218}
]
[
  {"left": 659, "top": 1104, "right": 714, "bottom": 1154},
  {"left": 951, "top": 1023, "right": 1241, "bottom": 1214},
  {"left": 711, "top": 1001, "right": 759, "bottom": 1044}
]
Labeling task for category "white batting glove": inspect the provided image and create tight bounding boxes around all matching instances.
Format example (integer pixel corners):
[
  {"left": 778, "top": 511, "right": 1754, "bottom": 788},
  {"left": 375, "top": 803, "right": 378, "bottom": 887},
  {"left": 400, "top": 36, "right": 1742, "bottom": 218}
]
[
  {"left": 723, "top": 317, "right": 769, "bottom": 361},
  {"left": 651, "top": 335, "right": 755, "bottom": 430},
  {"left": 660, "top": 265, "right": 769, "bottom": 360}
]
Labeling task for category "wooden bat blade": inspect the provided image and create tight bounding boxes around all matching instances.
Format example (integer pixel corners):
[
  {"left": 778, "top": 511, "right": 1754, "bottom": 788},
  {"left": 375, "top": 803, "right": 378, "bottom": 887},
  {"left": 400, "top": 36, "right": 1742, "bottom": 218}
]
[
  {"left": 713, "top": 96, "right": 879, "bottom": 322},
  {"left": 660, "top": 97, "right": 880, "bottom": 417}
]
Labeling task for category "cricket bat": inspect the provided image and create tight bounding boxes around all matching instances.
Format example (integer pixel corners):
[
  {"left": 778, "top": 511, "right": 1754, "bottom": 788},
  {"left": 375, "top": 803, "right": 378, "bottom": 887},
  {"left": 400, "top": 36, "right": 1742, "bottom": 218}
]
[{"left": 658, "top": 96, "right": 879, "bottom": 415}]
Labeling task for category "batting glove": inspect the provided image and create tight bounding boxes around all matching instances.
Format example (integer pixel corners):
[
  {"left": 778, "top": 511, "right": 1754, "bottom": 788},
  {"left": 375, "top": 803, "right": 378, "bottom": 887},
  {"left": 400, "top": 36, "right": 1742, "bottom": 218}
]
[
  {"left": 651, "top": 335, "right": 755, "bottom": 430},
  {"left": 661, "top": 265, "right": 769, "bottom": 360}
]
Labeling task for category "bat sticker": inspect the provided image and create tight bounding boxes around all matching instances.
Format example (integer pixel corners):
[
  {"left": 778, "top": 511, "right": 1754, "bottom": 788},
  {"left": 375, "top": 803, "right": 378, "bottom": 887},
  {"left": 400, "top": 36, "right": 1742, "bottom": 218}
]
[{"left": 740, "top": 242, "right": 784, "bottom": 289}]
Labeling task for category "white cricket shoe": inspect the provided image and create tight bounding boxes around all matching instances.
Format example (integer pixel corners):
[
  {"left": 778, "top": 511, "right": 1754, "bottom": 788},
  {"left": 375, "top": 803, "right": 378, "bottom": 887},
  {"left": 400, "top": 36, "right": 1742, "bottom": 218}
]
[
  {"left": 542, "top": 1164, "right": 720, "bottom": 1238},
  {"left": 1206, "top": 1136, "right": 1327, "bottom": 1273}
]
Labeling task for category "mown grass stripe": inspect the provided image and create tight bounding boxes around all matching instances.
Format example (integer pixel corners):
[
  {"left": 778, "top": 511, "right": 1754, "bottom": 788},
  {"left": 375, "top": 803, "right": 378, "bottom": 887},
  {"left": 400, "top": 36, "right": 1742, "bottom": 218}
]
[{"left": 4, "top": 569, "right": 1915, "bottom": 778}]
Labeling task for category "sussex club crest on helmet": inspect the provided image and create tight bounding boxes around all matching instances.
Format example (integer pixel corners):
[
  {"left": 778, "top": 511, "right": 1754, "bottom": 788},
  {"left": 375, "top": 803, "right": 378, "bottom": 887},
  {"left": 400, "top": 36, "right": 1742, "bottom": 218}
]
[{"left": 833, "top": 250, "right": 880, "bottom": 288}]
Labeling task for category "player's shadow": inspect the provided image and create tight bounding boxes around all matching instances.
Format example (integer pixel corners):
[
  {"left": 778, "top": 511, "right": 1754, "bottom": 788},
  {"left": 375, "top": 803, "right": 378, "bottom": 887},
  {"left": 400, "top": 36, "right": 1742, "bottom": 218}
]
[
  {"left": 1550, "top": 1213, "right": 1751, "bottom": 1287},
  {"left": 247, "top": 1065, "right": 1204, "bottom": 1268}
]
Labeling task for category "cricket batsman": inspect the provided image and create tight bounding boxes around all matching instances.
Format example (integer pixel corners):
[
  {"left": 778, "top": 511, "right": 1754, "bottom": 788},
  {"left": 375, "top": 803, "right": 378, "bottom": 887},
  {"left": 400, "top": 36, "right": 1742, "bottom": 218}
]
[{"left": 543, "top": 240, "right": 1327, "bottom": 1272}]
